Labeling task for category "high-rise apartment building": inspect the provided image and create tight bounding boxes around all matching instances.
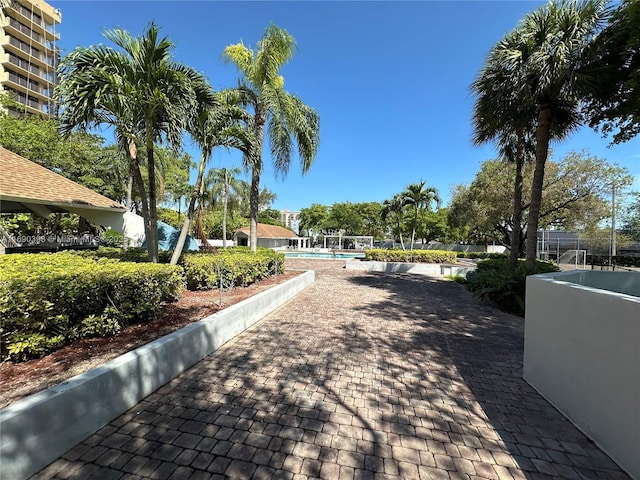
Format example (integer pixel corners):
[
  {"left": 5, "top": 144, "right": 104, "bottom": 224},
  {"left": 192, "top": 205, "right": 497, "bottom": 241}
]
[
  {"left": 280, "top": 209, "right": 300, "bottom": 228},
  {"left": 0, "top": 0, "right": 61, "bottom": 116},
  {"left": 280, "top": 209, "right": 301, "bottom": 234}
]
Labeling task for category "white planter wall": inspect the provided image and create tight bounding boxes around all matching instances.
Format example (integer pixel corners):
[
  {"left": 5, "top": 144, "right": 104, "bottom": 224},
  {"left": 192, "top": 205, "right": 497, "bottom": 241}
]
[
  {"left": 524, "top": 272, "right": 640, "bottom": 480},
  {"left": 0, "top": 270, "right": 315, "bottom": 480}
]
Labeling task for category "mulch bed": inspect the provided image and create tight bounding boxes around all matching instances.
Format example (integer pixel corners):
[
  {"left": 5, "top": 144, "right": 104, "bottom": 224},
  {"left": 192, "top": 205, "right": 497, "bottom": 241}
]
[{"left": 0, "top": 271, "right": 301, "bottom": 408}]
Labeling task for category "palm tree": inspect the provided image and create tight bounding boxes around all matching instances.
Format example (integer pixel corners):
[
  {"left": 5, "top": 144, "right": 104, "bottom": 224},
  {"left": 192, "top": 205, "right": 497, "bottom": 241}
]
[
  {"left": 473, "top": 20, "right": 588, "bottom": 268},
  {"left": 170, "top": 88, "right": 249, "bottom": 264},
  {"left": 206, "top": 166, "right": 243, "bottom": 247},
  {"left": 471, "top": 30, "right": 537, "bottom": 268},
  {"left": 403, "top": 181, "right": 440, "bottom": 250},
  {"left": 488, "top": 0, "right": 610, "bottom": 271},
  {"left": 381, "top": 194, "right": 407, "bottom": 250},
  {"left": 233, "top": 180, "right": 251, "bottom": 218},
  {"left": 223, "top": 24, "right": 320, "bottom": 252},
  {"left": 57, "top": 23, "right": 203, "bottom": 262},
  {"left": 258, "top": 188, "right": 278, "bottom": 211},
  {"left": 57, "top": 50, "right": 151, "bottom": 252}
]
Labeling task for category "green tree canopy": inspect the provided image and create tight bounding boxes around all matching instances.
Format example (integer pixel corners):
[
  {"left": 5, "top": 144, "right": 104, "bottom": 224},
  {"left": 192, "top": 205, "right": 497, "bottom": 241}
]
[
  {"left": 381, "top": 194, "right": 407, "bottom": 249},
  {"left": 402, "top": 181, "right": 440, "bottom": 250},
  {"left": 621, "top": 192, "right": 640, "bottom": 241},
  {"left": 324, "top": 202, "right": 363, "bottom": 235},
  {"left": 299, "top": 204, "right": 329, "bottom": 237},
  {"left": 585, "top": 0, "right": 640, "bottom": 144},
  {"left": 0, "top": 108, "right": 129, "bottom": 202},
  {"left": 258, "top": 208, "right": 283, "bottom": 226},
  {"left": 448, "top": 152, "right": 632, "bottom": 251},
  {"left": 415, "top": 208, "right": 458, "bottom": 244}
]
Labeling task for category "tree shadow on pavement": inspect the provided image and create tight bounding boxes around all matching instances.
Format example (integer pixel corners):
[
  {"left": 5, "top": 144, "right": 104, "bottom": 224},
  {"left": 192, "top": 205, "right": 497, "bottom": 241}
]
[
  {"left": 31, "top": 267, "right": 627, "bottom": 480},
  {"left": 343, "top": 271, "right": 626, "bottom": 480}
]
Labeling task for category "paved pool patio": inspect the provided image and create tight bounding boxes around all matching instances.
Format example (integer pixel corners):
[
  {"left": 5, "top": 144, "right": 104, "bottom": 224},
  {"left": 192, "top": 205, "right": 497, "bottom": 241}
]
[{"left": 30, "top": 259, "right": 629, "bottom": 479}]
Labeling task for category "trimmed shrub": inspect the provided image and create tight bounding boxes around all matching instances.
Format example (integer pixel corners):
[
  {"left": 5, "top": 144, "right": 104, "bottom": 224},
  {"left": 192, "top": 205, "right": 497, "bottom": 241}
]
[
  {"left": 70, "top": 246, "right": 286, "bottom": 290},
  {"left": 102, "top": 230, "right": 124, "bottom": 248},
  {"left": 182, "top": 248, "right": 285, "bottom": 290},
  {"left": 455, "top": 252, "right": 508, "bottom": 260},
  {"left": 73, "top": 247, "right": 174, "bottom": 263},
  {"left": 0, "top": 253, "right": 185, "bottom": 361},
  {"left": 75, "top": 313, "right": 122, "bottom": 338},
  {"left": 1, "top": 246, "right": 286, "bottom": 361},
  {"left": 587, "top": 254, "right": 640, "bottom": 268},
  {"left": 6, "top": 333, "right": 66, "bottom": 363},
  {"left": 465, "top": 258, "right": 559, "bottom": 316},
  {"left": 364, "top": 249, "right": 457, "bottom": 264}
]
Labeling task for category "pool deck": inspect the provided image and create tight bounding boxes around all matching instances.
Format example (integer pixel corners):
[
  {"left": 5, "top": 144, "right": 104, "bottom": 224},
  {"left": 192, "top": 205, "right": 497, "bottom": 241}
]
[{"left": 30, "top": 258, "right": 629, "bottom": 480}]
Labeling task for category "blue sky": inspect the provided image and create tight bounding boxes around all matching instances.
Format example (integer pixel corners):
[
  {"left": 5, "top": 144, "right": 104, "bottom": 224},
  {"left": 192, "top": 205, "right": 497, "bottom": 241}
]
[{"left": 51, "top": 0, "right": 639, "bottom": 212}]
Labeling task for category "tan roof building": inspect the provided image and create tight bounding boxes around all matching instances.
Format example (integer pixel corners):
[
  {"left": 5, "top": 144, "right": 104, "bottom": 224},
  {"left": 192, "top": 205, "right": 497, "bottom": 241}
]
[
  {"left": 0, "top": 147, "right": 126, "bottom": 240},
  {"left": 0, "top": 146, "right": 124, "bottom": 212},
  {"left": 234, "top": 223, "right": 309, "bottom": 249}
]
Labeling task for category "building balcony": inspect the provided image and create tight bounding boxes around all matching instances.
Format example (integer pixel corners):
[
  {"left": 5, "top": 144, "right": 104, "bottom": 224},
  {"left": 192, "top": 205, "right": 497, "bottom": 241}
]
[
  {"left": 3, "top": 56, "right": 54, "bottom": 87},
  {"left": 3, "top": 36, "right": 56, "bottom": 71},
  {"left": 1, "top": 86, "right": 48, "bottom": 115},
  {"left": 4, "top": 18, "right": 58, "bottom": 53},
  {"left": 5, "top": 5, "right": 60, "bottom": 41},
  {"left": 3, "top": 75, "right": 51, "bottom": 104}
]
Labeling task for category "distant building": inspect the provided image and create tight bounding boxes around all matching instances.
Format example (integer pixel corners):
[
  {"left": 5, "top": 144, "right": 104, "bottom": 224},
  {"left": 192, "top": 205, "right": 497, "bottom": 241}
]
[
  {"left": 289, "top": 218, "right": 300, "bottom": 235},
  {"left": 1, "top": 0, "right": 61, "bottom": 116},
  {"left": 280, "top": 210, "right": 300, "bottom": 233},
  {"left": 234, "top": 223, "right": 309, "bottom": 249}
]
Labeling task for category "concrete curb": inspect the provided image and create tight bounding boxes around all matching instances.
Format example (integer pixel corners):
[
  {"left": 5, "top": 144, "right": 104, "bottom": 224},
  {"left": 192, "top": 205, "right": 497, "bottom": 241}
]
[
  {"left": 345, "top": 259, "right": 475, "bottom": 277},
  {"left": 0, "top": 270, "right": 315, "bottom": 480}
]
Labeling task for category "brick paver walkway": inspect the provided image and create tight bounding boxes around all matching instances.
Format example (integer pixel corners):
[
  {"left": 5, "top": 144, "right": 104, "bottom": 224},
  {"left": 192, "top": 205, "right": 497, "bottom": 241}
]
[{"left": 31, "top": 259, "right": 628, "bottom": 480}]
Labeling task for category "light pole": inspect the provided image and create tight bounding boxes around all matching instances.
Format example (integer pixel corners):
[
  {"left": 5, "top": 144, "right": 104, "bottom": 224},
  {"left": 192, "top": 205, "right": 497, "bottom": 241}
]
[{"left": 610, "top": 183, "right": 616, "bottom": 264}]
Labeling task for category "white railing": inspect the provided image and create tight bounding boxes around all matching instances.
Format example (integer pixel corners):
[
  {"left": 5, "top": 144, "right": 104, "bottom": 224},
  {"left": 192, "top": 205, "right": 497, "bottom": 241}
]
[
  {"left": 557, "top": 249, "right": 587, "bottom": 270},
  {"left": 0, "top": 226, "right": 19, "bottom": 248}
]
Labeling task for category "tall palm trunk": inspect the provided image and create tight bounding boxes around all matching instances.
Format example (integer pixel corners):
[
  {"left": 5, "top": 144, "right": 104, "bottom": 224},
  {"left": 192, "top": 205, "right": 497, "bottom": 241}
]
[
  {"left": 122, "top": 152, "right": 135, "bottom": 250},
  {"left": 249, "top": 113, "right": 266, "bottom": 252},
  {"left": 525, "top": 105, "right": 553, "bottom": 272},
  {"left": 509, "top": 131, "right": 526, "bottom": 269},
  {"left": 249, "top": 169, "right": 260, "bottom": 252},
  {"left": 222, "top": 181, "right": 229, "bottom": 248},
  {"left": 125, "top": 140, "right": 138, "bottom": 211},
  {"left": 125, "top": 166, "right": 134, "bottom": 210},
  {"left": 128, "top": 140, "right": 152, "bottom": 254},
  {"left": 195, "top": 202, "right": 208, "bottom": 247},
  {"left": 410, "top": 209, "right": 418, "bottom": 250},
  {"left": 170, "top": 153, "right": 207, "bottom": 265},
  {"left": 396, "top": 218, "right": 406, "bottom": 250},
  {"left": 146, "top": 136, "right": 159, "bottom": 263}
]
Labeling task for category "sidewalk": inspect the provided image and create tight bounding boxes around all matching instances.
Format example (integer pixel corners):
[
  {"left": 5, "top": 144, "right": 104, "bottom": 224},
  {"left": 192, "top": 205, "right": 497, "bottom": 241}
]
[{"left": 31, "top": 259, "right": 629, "bottom": 479}]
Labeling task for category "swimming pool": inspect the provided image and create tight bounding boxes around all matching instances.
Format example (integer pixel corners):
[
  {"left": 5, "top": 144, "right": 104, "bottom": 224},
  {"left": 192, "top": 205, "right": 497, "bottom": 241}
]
[{"left": 284, "top": 252, "right": 366, "bottom": 259}]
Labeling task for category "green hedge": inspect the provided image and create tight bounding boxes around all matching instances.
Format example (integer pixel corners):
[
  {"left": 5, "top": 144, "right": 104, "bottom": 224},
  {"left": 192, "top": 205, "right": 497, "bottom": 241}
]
[
  {"left": 455, "top": 252, "right": 508, "bottom": 260},
  {"left": 586, "top": 254, "right": 640, "bottom": 268},
  {"left": 465, "top": 258, "right": 559, "bottom": 316},
  {"left": 1, "top": 247, "right": 286, "bottom": 362},
  {"left": 76, "top": 246, "right": 285, "bottom": 290},
  {"left": 0, "top": 253, "right": 184, "bottom": 362},
  {"left": 182, "top": 247, "right": 285, "bottom": 290},
  {"left": 74, "top": 247, "right": 174, "bottom": 263},
  {"left": 365, "top": 249, "right": 457, "bottom": 264}
]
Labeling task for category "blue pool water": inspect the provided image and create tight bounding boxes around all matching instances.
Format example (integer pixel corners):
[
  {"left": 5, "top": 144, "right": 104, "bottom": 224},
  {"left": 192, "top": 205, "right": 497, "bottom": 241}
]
[{"left": 284, "top": 252, "right": 366, "bottom": 259}]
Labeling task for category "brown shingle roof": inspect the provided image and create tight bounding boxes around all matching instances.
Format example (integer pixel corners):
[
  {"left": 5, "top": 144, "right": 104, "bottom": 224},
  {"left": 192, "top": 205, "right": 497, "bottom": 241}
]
[
  {"left": 0, "top": 147, "right": 125, "bottom": 211},
  {"left": 236, "top": 223, "right": 299, "bottom": 239}
]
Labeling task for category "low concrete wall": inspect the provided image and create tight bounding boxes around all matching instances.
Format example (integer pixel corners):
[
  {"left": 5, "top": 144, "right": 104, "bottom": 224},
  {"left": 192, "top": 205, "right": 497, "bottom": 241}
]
[
  {"left": 345, "top": 260, "right": 475, "bottom": 277},
  {"left": 545, "top": 270, "right": 640, "bottom": 297},
  {"left": 0, "top": 270, "right": 315, "bottom": 480},
  {"left": 524, "top": 272, "right": 640, "bottom": 480}
]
